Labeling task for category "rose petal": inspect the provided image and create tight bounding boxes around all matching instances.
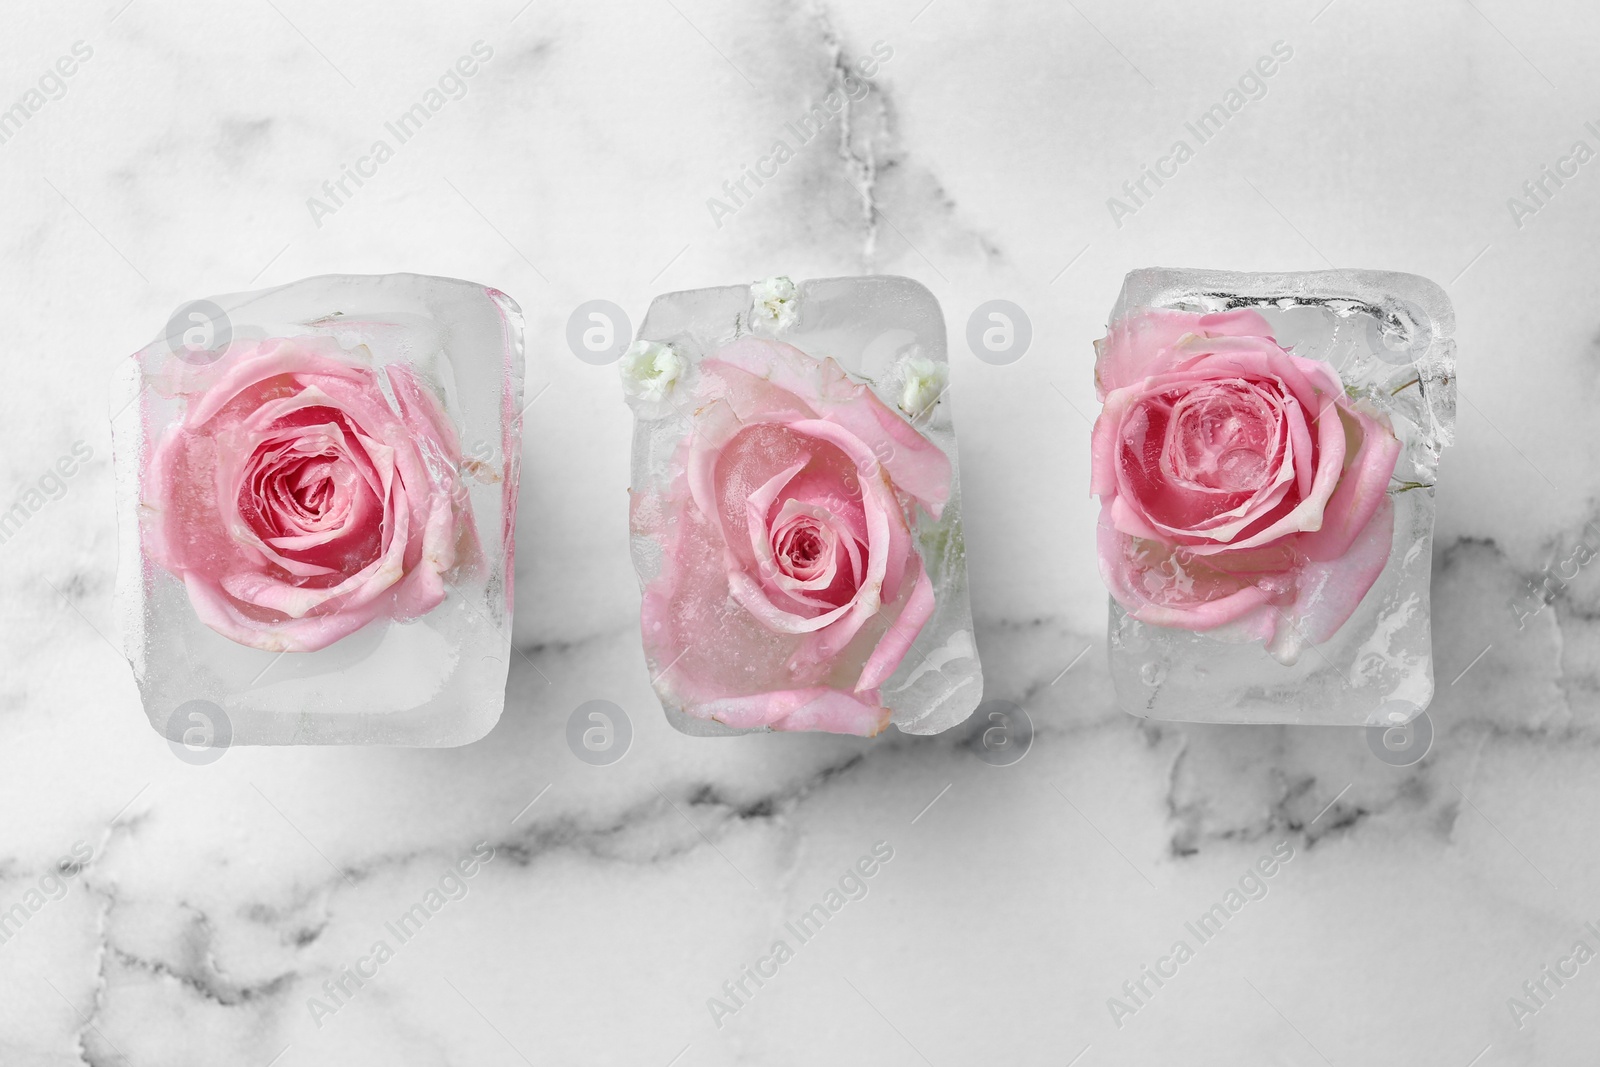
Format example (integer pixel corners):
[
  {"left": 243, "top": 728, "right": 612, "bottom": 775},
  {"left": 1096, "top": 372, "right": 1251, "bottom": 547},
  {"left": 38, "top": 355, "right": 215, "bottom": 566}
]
[
  {"left": 183, "top": 571, "right": 381, "bottom": 653},
  {"left": 707, "top": 339, "right": 952, "bottom": 518},
  {"left": 699, "top": 687, "right": 892, "bottom": 736},
  {"left": 1094, "top": 308, "right": 1275, "bottom": 397},
  {"left": 1096, "top": 507, "right": 1279, "bottom": 631},
  {"left": 1266, "top": 496, "right": 1396, "bottom": 664},
  {"left": 1296, "top": 406, "right": 1402, "bottom": 563},
  {"left": 855, "top": 558, "right": 935, "bottom": 692}
]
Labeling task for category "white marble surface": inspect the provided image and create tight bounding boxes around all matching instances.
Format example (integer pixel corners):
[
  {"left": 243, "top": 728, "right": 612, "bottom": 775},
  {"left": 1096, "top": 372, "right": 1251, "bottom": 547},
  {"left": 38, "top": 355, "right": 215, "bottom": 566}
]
[{"left": 3, "top": 0, "right": 1600, "bottom": 1063}]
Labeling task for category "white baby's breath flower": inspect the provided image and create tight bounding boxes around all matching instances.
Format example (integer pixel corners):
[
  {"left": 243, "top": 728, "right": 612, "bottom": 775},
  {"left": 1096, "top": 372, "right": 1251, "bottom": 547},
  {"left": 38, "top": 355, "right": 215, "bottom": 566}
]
[
  {"left": 619, "top": 340, "right": 684, "bottom": 403},
  {"left": 896, "top": 351, "right": 948, "bottom": 420},
  {"left": 751, "top": 275, "right": 799, "bottom": 331}
]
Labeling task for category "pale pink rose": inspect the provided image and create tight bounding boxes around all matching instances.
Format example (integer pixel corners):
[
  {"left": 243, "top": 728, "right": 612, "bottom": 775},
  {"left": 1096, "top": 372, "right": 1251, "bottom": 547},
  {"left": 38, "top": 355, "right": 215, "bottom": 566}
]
[
  {"left": 1091, "top": 309, "right": 1402, "bottom": 663},
  {"left": 144, "top": 336, "right": 480, "bottom": 652},
  {"left": 632, "top": 338, "right": 951, "bottom": 736}
]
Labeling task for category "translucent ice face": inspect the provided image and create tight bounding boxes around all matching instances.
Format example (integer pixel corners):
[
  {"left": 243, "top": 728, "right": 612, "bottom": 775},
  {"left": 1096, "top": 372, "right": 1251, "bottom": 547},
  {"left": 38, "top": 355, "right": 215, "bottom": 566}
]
[
  {"left": 625, "top": 276, "right": 982, "bottom": 737},
  {"left": 115, "top": 274, "right": 524, "bottom": 747},
  {"left": 1100, "top": 268, "right": 1455, "bottom": 726}
]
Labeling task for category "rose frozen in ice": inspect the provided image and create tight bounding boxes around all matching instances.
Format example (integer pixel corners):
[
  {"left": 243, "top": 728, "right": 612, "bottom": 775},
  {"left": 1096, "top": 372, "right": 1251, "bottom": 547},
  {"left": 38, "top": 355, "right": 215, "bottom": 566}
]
[
  {"left": 144, "top": 336, "right": 480, "bottom": 652},
  {"left": 1091, "top": 309, "right": 1402, "bottom": 664},
  {"left": 631, "top": 337, "right": 951, "bottom": 736}
]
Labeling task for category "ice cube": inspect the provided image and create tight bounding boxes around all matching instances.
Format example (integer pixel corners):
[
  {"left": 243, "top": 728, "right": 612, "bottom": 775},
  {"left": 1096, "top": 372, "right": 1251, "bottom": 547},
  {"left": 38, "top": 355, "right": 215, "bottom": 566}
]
[
  {"left": 112, "top": 273, "right": 524, "bottom": 746},
  {"left": 1100, "top": 268, "right": 1455, "bottom": 726},
  {"left": 624, "top": 275, "right": 981, "bottom": 737}
]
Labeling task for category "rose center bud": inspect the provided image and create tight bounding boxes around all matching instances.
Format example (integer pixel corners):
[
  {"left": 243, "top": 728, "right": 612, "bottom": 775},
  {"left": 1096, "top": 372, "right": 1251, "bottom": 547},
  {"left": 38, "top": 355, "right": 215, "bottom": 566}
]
[
  {"left": 1169, "top": 388, "right": 1275, "bottom": 493},
  {"left": 774, "top": 518, "right": 829, "bottom": 580},
  {"left": 245, "top": 439, "right": 360, "bottom": 541},
  {"left": 287, "top": 461, "right": 339, "bottom": 518}
]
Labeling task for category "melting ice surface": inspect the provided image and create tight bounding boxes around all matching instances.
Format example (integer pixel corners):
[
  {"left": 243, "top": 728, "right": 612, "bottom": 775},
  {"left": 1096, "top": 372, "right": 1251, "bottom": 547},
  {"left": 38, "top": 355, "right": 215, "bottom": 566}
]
[{"left": 1105, "top": 268, "right": 1456, "bottom": 726}]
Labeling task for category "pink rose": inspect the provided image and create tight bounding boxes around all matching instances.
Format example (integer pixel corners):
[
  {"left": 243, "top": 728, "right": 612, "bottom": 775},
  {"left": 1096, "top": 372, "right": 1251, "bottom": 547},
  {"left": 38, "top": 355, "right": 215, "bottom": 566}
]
[
  {"left": 145, "top": 336, "right": 480, "bottom": 652},
  {"left": 632, "top": 338, "right": 952, "bottom": 736},
  {"left": 1091, "top": 308, "right": 1402, "bottom": 663}
]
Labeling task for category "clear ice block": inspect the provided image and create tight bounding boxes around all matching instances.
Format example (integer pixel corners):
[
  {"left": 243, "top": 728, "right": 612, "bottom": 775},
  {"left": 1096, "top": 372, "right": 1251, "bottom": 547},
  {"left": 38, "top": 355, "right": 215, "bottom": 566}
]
[
  {"left": 1101, "top": 268, "right": 1455, "bottom": 726},
  {"left": 113, "top": 273, "right": 524, "bottom": 746},
  {"left": 624, "top": 276, "right": 982, "bottom": 737}
]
